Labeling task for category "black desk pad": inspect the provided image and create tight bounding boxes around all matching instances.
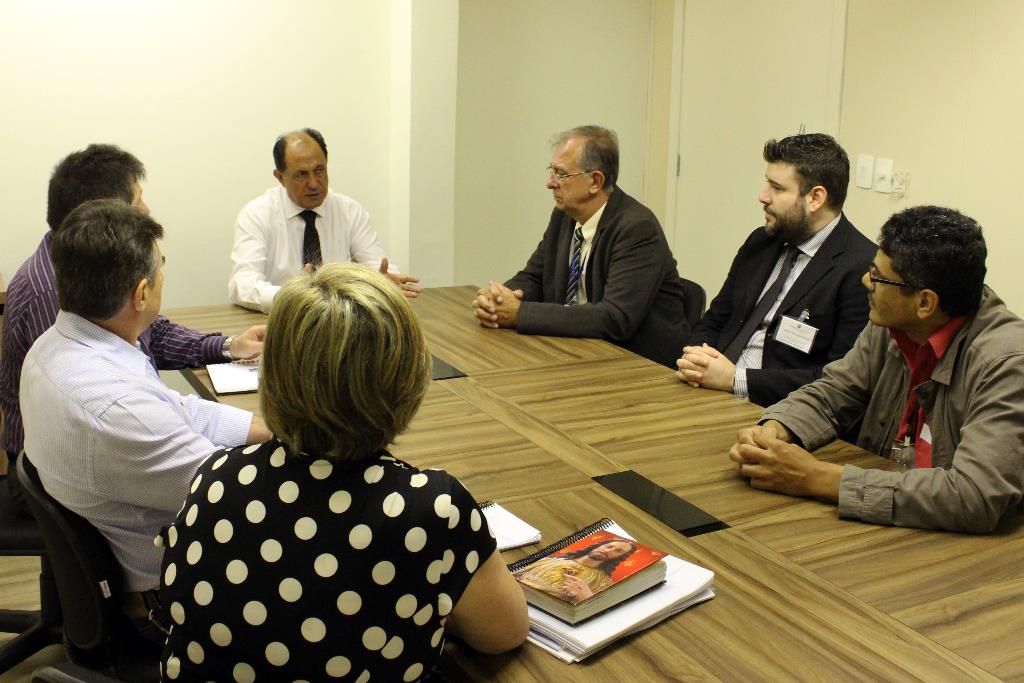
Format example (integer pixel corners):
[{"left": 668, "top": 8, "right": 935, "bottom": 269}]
[
  {"left": 593, "top": 470, "right": 728, "bottom": 537},
  {"left": 431, "top": 355, "right": 466, "bottom": 381}
]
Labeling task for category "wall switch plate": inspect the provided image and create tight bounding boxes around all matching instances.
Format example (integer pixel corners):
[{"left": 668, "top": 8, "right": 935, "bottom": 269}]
[
  {"left": 892, "top": 169, "right": 908, "bottom": 195},
  {"left": 873, "top": 157, "right": 894, "bottom": 193},
  {"left": 856, "top": 153, "right": 875, "bottom": 189}
]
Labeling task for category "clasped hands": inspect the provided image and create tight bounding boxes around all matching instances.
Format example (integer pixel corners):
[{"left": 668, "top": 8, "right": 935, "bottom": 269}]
[
  {"left": 472, "top": 281, "right": 523, "bottom": 328},
  {"left": 675, "top": 343, "right": 736, "bottom": 391},
  {"left": 729, "top": 420, "right": 840, "bottom": 500}
]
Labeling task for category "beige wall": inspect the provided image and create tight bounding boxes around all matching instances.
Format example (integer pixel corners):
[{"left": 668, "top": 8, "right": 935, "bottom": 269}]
[
  {"left": 841, "top": 0, "right": 1024, "bottom": 311},
  {"left": 7, "top": 2, "right": 1020, "bottom": 316},
  {"left": 454, "top": 0, "right": 654, "bottom": 289},
  {"left": 393, "top": 0, "right": 461, "bottom": 287},
  {"left": 410, "top": 0, "right": 460, "bottom": 287},
  {"left": 0, "top": 1, "right": 395, "bottom": 308},
  {"left": 667, "top": 0, "right": 846, "bottom": 298}
]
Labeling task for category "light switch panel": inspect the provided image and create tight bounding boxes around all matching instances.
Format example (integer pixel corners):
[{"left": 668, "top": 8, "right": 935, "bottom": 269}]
[
  {"left": 892, "top": 169, "right": 908, "bottom": 195},
  {"left": 856, "top": 153, "right": 874, "bottom": 189},
  {"left": 873, "top": 157, "right": 894, "bottom": 193}
]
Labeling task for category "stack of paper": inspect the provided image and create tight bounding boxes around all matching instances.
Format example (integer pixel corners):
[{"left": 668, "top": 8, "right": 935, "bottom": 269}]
[
  {"left": 518, "top": 520, "right": 715, "bottom": 662},
  {"left": 526, "top": 555, "right": 714, "bottom": 662}
]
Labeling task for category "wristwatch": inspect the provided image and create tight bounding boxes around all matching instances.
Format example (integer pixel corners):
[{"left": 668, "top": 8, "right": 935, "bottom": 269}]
[{"left": 221, "top": 336, "right": 235, "bottom": 361}]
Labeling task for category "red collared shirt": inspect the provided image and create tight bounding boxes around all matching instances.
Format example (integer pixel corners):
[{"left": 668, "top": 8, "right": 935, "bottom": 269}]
[{"left": 889, "top": 316, "right": 968, "bottom": 467}]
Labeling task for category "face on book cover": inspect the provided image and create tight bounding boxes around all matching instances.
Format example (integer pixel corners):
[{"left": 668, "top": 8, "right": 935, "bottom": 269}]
[{"left": 585, "top": 541, "right": 634, "bottom": 564}]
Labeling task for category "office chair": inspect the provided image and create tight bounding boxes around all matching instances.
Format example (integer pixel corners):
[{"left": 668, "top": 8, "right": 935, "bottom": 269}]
[
  {"left": 17, "top": 456, "right": 159, "bottom": 682},
  {"left": 679, "top": 277, "right": 707, "bottom": 327},
  {"left": 0, "top": 458, "right": 62, "bottom": 674}
]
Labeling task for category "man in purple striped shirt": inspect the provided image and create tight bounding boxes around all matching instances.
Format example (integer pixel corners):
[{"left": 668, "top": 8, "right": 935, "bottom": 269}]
[{"left": 0, "top": 144, "right": 265, "bottom": 509}]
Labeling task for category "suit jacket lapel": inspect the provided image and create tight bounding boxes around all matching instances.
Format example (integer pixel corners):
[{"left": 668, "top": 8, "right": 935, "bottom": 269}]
[
  {"left": 718, "top": 235, "right": 785, "bottom": 350},
  {"left": 775, "top": 217, "right": 850, "bottom": 315},
  {"left": 742, "top": 237, "right": 787, "bottom": 313},
  {"left": 583, "top": 190, "right": 620, "bottom": 300}
]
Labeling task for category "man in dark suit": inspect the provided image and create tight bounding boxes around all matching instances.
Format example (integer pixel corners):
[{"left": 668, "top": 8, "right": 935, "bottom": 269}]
[
  {"left": 472, "top": 125, "right": 689, "bottom": 367},
  {"left": 677, "top": 133, "right": 875, "bottom": 406}
]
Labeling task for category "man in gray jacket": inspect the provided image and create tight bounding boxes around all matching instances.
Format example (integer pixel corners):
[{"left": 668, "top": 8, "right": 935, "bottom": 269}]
[{"left": 730, "top": 205, "right": 1024, "bottom": 533}]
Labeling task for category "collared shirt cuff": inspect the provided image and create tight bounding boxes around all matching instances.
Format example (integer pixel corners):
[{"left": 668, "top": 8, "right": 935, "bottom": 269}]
[
  {"left": 200, "top": 335, "right": 229, "bottom": 364},
  {"left": 732, "top": 368, "right": 749, "bottom": 398},
  {"left": 215, "top": 405, "right": 256, "bottom": 447},
  {"left": 258, "top": 283, "right": 281, "bottom": 313},
  {"left": 188, "top": 398, "right": 255, "bottom": 448},
  {"left": 838, "top": 465, "right": 895, "bottom": 525}
]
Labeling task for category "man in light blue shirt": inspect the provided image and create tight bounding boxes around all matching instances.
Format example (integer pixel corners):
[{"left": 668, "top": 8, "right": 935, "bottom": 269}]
[{"left": 21, "top": 199, "right": 271, "bottom": 594}]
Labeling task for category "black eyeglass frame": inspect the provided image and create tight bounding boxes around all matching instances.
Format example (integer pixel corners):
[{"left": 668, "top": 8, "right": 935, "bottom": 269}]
[{"left": 867, "top": 265, "right": 918, "bottom": 290}]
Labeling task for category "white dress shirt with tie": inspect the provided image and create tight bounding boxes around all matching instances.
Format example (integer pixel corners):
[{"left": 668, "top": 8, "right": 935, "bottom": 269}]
[{"left": 229, "top": 186, "right": 397, "bottom": 312}]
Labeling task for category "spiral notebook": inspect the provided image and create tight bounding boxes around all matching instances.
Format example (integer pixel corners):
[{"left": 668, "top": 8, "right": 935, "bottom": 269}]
[
  {"left": 512, "top": 526, "right": 667, "bottom": 624},
  {"left": 508, "top": 518, "right": 617, "bottom": 572}
]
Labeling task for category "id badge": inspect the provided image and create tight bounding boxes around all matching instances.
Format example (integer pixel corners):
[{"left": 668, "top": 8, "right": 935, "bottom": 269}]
[
  {"left": 774, "top": 315, "right": 818, "bottom": 353},
  {"left": 890, "top": 437, "right": 916, "bottom": 469}
]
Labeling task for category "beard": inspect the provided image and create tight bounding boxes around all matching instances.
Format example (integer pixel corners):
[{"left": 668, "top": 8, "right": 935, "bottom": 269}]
[{"left": 764, "top": 201, "right": 814, "bottom": 245}]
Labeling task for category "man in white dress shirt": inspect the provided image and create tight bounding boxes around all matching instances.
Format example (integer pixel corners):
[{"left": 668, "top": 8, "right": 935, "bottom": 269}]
[
  {"left": 228, "top": 128, "right": 421, "bottom": 312},
  {"left": 21, "top": 199, "right": 271, "bottom": 597}
]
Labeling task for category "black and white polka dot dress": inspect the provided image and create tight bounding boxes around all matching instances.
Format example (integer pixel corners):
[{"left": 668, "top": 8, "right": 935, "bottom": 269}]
[{"left": 158, "top": 439, "right": 496, "bottom": 682}]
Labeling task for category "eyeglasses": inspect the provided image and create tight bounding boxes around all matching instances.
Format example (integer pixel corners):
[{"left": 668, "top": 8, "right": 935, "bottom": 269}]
[
  {"left": 868, "top": 265, "right": 917, "bottom": 290},
  {"left": 546, "top": 166, "right": 592, "bottom": 183}
]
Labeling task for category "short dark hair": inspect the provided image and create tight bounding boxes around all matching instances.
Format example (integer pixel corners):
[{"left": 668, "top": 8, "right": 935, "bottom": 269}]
[
  {"left": 52, "top": 199, "right": 164, "bottom": 320},
  {"left": 763, "top": 133, "right": 849, "bottom": 210},
  {"left": 553, "top": 125, "right": 619, "bottom": 190},
  {"left": 273, "top": 128, "right": 329, "bottom": 172},
  {"left": 47, "top": 144, "right": 146, "bottom": 232},
  {"left": 879, "top": 206, "right": 987, "bottom": 317}
]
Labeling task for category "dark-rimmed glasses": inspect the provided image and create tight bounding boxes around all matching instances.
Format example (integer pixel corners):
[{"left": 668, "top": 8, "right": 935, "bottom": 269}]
[{"left": 868, "top": 265, "right": 917, "bottom": 290}]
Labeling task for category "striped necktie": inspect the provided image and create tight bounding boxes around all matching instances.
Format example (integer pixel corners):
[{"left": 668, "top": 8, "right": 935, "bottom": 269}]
[{"left": 564, "top": 226, "right": 583, "bottom": 306}]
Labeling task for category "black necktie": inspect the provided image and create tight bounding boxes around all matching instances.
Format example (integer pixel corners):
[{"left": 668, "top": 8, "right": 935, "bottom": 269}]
[
  {"left": 722, "top": 246, "right": 800, "bottom": 362},
  {"left": 301, "top": 210, "right": 322, "bottom": 268}
]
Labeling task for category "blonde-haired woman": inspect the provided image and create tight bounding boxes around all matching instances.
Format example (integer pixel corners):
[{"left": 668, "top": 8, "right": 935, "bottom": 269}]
[{"left": 159, "top": 264, "right": 527, "bottom": 682}]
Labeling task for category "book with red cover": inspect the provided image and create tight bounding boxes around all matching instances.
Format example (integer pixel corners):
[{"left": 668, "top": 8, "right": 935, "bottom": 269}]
[{"left": 512, "top": 527, "right": 667, "bottom": 624}]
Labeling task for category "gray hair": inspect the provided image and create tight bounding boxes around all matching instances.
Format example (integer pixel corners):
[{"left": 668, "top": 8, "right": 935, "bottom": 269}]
[{"left": 551, "top": 125, "right": 619, "bottom": 191}]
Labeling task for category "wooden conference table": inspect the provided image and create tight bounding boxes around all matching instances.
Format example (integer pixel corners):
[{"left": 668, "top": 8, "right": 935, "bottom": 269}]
[{"left": 166, "top": 286, "right": 1024, "bottom": 682}]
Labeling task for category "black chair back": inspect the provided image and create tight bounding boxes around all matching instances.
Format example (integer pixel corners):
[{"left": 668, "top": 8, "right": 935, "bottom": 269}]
[
  {"left": 17, "top": 455, "right": 123, "bottom": 654},
  {"left": 679, "top": 277, "right": 707, "bottom": 327},
  {"left": 16, "top": 456, "right": 160, "bottom": 683}
]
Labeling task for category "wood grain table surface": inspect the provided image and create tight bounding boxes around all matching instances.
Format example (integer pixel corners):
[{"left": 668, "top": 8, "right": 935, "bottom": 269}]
[{"left": 164, "top": 285, "right": 1024, "bottom": 682}]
